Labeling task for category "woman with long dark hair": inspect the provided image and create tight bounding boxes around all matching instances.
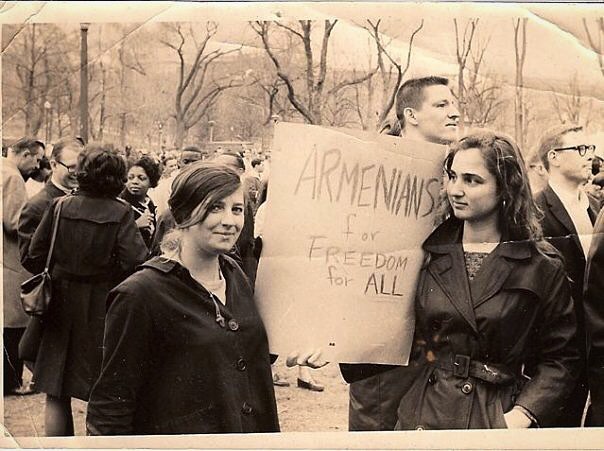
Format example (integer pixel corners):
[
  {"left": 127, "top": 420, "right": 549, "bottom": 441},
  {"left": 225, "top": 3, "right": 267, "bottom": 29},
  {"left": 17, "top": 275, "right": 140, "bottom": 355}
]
[
  {"left": 24, "top": 144, "right": 148, "bottom": 436},
  {"left": 394, "top": 131, "right": 579, "bottom": 429}
]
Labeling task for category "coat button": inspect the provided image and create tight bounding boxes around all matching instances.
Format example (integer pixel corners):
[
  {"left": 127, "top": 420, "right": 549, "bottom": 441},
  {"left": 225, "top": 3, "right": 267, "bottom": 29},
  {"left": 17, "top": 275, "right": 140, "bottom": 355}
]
[
  {"left": 241, "top": 402, "right": 253, "bottom": 415},
  {"left": 461, "top": 381, "right": 473, "bottom": 394},
  {"left": 236, "top": 358, "right": 247, "bottom": 371},
  {"left": 428, "top": 374, "right": 436, "bottom": 385},
  {"left": 228, "top": 319, "right": 239, "bottom": 331}
]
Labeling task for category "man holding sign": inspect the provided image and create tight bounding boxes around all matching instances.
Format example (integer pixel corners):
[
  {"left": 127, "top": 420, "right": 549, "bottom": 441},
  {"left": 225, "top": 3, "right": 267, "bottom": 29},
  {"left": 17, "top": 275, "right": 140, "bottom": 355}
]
[
  {"left": 255, "top": 76, "right": 460, "bottom": 431},
  {"left": 341, "top": 76, "right": 460, "bottom": 431}
]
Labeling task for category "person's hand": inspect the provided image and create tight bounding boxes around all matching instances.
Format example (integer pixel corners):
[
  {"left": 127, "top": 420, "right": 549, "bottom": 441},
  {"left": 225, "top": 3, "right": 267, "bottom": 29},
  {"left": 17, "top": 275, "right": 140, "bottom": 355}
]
[
  {"left": 135, "top": 211, "right": 152, "bottom": 230},
  {"left": 503, "top": 407, "right": 532, "bottom": 429},
  {"left": 286, "top": 349, "right": 328, "bottom": 369}
]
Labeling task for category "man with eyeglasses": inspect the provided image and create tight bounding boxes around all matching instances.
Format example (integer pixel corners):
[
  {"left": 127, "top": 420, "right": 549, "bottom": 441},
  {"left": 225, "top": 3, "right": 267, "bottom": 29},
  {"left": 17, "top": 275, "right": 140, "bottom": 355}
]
[
  {"left": 534, "top": 124, "right": 599, "bottom": 427},
  {"left": 18, "top": 137, "right": 84, "bottom": 274}
]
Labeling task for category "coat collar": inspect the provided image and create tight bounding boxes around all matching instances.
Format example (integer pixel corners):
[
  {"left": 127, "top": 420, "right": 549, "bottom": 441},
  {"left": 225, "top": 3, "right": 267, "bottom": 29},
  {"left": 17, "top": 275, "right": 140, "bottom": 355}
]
[
  {"left": 141, "top": 254, "right": 238, "bottom": 275},
  {"left": 423, "top": 218, "right": 532, "bottom": 260},
  {"left": 423, "top": 218, "right": 533, "bottom": 334}
]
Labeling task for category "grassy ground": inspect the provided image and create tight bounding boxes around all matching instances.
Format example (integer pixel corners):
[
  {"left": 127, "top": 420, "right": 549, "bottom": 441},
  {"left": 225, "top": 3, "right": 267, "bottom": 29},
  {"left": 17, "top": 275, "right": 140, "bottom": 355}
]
[{"left": 3, "top": 359, "right": 349, "bottom": 437}]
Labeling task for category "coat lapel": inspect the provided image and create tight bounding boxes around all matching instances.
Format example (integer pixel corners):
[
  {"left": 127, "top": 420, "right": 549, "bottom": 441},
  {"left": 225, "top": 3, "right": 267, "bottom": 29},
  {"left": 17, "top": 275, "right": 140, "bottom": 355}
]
[
  {"left": 544, "top": 186, "right": 577, "bottom": 234},
  {"left": 471, "top": 250, "right": 515, "bottom": 308},
  {"left": 543, "top": 185, "right": 584, "bottom": 254},
  {"left": 427, "top": 244, "right": 479, "bottom": 334}
]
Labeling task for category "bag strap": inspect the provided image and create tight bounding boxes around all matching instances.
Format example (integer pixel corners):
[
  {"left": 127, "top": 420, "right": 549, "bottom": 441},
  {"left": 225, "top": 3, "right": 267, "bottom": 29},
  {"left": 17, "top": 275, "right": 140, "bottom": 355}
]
[{"left": 43, "top": 196, "right": 67, "bottom": 273}]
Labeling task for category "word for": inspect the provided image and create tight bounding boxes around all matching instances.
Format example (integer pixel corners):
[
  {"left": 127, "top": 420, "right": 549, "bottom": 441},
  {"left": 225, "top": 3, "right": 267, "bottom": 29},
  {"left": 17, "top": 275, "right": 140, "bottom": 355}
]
[{"left": 294, "top": 146, "right": 439, "bottom": 219}]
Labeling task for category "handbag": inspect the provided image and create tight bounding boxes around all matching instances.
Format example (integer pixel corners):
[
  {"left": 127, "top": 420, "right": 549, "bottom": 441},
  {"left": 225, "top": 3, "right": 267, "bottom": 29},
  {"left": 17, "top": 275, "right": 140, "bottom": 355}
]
[{"left": 20, "top": 197, "right": 64, "bottom": 316}]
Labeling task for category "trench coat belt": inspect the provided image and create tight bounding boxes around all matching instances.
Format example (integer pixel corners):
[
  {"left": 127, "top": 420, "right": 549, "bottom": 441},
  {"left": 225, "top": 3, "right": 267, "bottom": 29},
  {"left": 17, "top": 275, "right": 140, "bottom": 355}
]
[{"left": 429, "top": 354, "right": 516, "bottom": 385}]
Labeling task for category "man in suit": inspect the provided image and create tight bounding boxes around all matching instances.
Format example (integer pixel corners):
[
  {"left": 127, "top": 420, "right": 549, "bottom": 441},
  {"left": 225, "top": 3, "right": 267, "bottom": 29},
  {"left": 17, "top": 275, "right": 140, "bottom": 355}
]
[
  {"left": 584, "top": 207, "right": 604, "bottom": 426},
  {"left": 18, "top": 137, "right": 84, "bottom": 262},
  {"left": 341, "top": 76, "right": 460, "bottom": 431},
  {"left": 3, "top": 137, "right": 44, "bottom": 395},
  {"left": 534, "top": 124, "right": 598, "bottom": 426}
]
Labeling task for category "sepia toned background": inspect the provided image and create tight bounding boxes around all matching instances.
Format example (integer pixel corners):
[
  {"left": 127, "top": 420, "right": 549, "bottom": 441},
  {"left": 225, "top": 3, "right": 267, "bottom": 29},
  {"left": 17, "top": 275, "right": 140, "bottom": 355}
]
[{"left": 2, "top": 1, "right": 604, "bottom": 448}]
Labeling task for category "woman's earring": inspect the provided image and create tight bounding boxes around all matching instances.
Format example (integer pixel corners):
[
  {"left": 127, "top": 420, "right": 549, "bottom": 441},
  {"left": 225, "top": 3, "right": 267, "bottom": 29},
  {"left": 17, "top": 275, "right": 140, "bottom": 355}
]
[{"left": 502, "top": 198, "right": 507, "bottom": 209}]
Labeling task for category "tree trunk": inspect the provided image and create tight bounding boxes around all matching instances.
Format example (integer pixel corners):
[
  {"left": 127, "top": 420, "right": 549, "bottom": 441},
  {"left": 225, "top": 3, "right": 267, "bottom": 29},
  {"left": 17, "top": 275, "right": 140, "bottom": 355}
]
[{"left": 174, "top": 119, "right": 186, "bottom": 149}]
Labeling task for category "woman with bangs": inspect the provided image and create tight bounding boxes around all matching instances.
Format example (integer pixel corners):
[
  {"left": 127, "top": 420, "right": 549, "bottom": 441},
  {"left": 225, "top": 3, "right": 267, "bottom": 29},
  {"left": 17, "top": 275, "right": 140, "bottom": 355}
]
[
  {"left": 86, "top": 161, "right": 279, "bottom": 435},
  {"left": 390, "top": 131, "right": 580, "bottom": 430}
]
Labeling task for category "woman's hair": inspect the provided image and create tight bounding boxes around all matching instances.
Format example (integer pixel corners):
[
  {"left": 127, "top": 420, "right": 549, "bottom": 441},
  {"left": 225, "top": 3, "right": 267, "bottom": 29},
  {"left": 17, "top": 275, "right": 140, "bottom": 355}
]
[
  {"left": 160, "top": 161, "right": 243, "bottom": 255},
  {"left": 128, "top": 155, "right": 162, "bottom": 188},
  {"left": 440, "top": 130, "right": 543, "bottom": 242},
  {"left": 76, "top": 143, "right": 127, "bottom": 198}
]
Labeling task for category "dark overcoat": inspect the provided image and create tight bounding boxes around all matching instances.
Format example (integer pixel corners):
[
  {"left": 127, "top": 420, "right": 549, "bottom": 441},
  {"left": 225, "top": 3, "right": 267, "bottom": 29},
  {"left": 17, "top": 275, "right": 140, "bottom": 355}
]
[
  {"left": 22, "top": 192, "right": 148, "bottom": 400},
  {"left": 396, "top": 219, "right": 579, "bottom": 430},
  {"left": 86, "top": 255, "right": 279, "bottom": 435},
  {"left": 534, "top": 184, "right": 600, "bottom": 426},
  {"left": 18, "top": 180, "right": 66, "bottom": 262},
  {"left": 583, "top": 208, "right": 604, "bottom": 425}
]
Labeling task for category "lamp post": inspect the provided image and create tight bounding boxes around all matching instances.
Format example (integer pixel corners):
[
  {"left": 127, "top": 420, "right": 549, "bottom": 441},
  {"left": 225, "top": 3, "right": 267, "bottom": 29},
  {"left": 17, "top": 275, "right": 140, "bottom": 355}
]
[
  {"left": 44, "top": 101, "right": 51, "bottom": 144},
  {"left": 80, "top": 23, "right": 90, "bottom": 143},
  {"left": 208, "top": 120, "right": 215, "bottom": 142}
]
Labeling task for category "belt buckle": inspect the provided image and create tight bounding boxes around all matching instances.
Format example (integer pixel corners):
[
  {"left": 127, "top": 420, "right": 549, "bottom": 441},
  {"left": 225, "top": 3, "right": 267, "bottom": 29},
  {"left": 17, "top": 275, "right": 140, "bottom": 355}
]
[{"left": 453, "top": 354, "right": 470, "bottom": 378}]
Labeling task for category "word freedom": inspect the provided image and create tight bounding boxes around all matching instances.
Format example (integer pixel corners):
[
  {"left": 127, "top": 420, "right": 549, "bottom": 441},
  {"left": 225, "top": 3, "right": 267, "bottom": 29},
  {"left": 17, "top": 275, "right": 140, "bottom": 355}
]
[
  {"left": 294, "top": 147, "right": 440, "bottom": 219},
  {"left": 307, "top": 235, "right": 408, "bottom": 271}
]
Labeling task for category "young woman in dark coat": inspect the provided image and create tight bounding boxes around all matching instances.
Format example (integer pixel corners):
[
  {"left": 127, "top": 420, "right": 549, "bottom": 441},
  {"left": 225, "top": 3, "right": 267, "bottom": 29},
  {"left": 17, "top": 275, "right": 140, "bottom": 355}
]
[
  {"left": 394, "top": 131, "right": 579, "bottom": 429},
  {"left": 119, "top": 156, "right": 161, "bottom": 250},
  {"left": 86, "top": 161, "right": 279, "bottom": 435},
  {"left": 23, "top": 144, "right": 148, "bottom": 436}
]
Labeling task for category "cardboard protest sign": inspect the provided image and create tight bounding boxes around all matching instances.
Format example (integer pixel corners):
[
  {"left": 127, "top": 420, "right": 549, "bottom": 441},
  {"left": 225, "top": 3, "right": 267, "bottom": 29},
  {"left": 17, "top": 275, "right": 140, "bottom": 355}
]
[{"left": 255, "top": 123, "right": 445, "bottom": 365}]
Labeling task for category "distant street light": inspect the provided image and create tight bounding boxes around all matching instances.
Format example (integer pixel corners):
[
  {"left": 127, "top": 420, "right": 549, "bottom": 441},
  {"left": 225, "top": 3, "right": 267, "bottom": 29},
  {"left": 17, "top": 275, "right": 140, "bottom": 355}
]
[
  {"left": 44, "top": 101, "right": 51, "bottom": 144},
  {"left": 208, "top": 120, "right": 216, "bottom": 142},
  {"left": 155, "top": 120, "right": 164, "bottom": 151}
]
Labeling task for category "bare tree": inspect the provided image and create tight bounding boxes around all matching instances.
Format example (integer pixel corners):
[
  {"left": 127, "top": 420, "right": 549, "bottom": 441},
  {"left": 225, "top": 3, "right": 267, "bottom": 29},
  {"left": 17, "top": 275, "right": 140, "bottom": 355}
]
[
  {"left": 463, "top": 36, "right": 505, "bottom": 128},
  {"left": 583, "top": 17, "right": 604, "bottom": 77},
  {"left": 4, "top": 24, "right": 80, "bottom": 138},
  {"left": 161, "top": 22, "right": 245, "bottom": 147},
  {"left": 364, "top": 19, "right": 424, "bottom": 128},
  {"left": 453, "top": 18, "right": 478, "bottom": 129},
  {"left": 550, "top": 74, "right": 594, "bottom": 127},
  {"left": 251, "top": 20, "right": 377, "bottom": 125},
  {"left": 513, "top": 18, "right": 528, "bottom": 149}
]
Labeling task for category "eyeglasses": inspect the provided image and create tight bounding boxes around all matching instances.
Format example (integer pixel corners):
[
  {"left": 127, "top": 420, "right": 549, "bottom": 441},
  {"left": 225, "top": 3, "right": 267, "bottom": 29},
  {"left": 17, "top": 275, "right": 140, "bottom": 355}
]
[
  {"left": 552, "top": 144, "right": 596, "bottom": 157},
  {"left": 56, "top": 160, "right": 77, "bottom": 174}
]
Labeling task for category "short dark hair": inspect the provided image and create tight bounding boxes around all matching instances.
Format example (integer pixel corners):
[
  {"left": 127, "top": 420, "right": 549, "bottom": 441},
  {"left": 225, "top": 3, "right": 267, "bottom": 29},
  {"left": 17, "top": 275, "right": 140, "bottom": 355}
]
[
  {"left": 11, "top": 137, "right": 45, "bottom": 155},
  {"left": 535, "top": 124, "right": 584, "bottom": 172},
  {"left": 181, "top": 145, "right": 203, "bottom": 155},
  {"left": 128, "top": 155, "right": 162, "bottom": 188},
  {"left": 213, "top": 152, "right": 245, "bottom": 171},
  {"left": 76, "top": 143, "right": 127, "bottom": 198},
  {"left": 50, "top": 137, "right": 84, "bottom": 161},
  {"left": 395, "top": 76, "right": 450, "bottom": 129},
  {"left": 251, "top": 158, "right": 263, "bottom": 168}
]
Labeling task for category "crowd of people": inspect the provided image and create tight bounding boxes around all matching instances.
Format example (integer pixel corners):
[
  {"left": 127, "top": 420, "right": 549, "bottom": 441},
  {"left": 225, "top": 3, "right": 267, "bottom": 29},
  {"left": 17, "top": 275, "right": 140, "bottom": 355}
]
[{"left": 2, "top": 74, "right": 604, "bottom": 435}]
